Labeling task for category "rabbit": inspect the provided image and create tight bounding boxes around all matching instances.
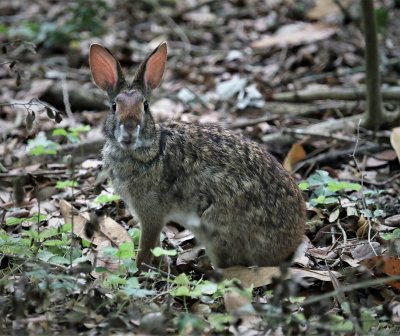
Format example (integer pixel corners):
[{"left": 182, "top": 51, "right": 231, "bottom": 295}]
[{"left": 89, "top": 41, "right": 306, "bottom": 270}]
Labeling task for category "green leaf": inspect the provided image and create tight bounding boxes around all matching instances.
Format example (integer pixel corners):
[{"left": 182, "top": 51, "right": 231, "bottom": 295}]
[
  {"left": 55, "top": 180, "right": 78, "bottom": 189},
  {"left": 174, "top": 273, "right": 191, "bottom": 286},
  {"left": 117, "top": 241, "right": 134, "bottom": 259},
  {"left": 69, "top": 125, "right": 91, "bottom": 133},
  {"left": 52, "top": 128, "right": 69, "bottom": 137},
  {"left": 6, "top": 213, "right": 47, "bottom": 226},
  {"left": 48, "top": 256, "right": 70, "bottom": 265},
  {"left": 171, "top": 286, "right": 191, "bottom": 297},
  {"left": 310, "top": 195, "right": 338, "bottom": 206},
  {"left": 327, "top": 181, "right": 361, "bottom": 192},
  {"left": 307, "top": 170, "right": 333, "bottom": 187},
  {"left": 298, "top": 182, "right": 309, "bottom": 191},
  {"left": 39, "top": 227, "right": 60, "bottom": 239},
  {"left": 382, "top": 229, "right": 400, "bottom": 241},
  {"left": 128, "top": 228, "right": 141, "bottom": 245},
  {"left": 27, "top": 132, "right": 60, "bottom": 156},
  {"left": 151, "top": 246, "right": 177, "bottom": 257},
  {"left": 38, "top": 249, "right": 55, "bottom": 262},
  {"left": 197, "top": 281, "right": 218, "bottom": 295},
  {"left": 122, "top": 259, "right": 138, "bottom": 273},
  {"left": 43, "top": 239, "right": 66, "bottom": 246},
  {"left": 208, "top": 313, "right": 234, "bottom": 332},
  {"left": 373, "top": 209, "right": 384, "bottom": 217},
  {"left": 375, "top": 7, "right": 389, "bottom": 35},
  {"left": 94, "top": 193, "right": 121, "bottom": 204}
]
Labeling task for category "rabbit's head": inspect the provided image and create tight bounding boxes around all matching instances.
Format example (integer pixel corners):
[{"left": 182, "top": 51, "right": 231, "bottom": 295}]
[{"left": 89, "top": 42, "right": 167, "bottom": 155}]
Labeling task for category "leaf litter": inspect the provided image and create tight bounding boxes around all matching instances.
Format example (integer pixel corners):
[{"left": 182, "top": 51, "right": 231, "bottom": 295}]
[{"left": 0, "top": 0, "right": 400, "bottom": 334}]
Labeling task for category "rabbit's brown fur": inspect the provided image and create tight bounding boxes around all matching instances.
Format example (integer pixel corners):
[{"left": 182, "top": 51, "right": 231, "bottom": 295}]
[{"left": 90, "top": 42, "right": 306, "bottom": 270}]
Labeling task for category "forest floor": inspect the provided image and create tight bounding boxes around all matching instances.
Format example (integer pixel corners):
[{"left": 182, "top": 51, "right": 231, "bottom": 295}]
[{"left": 1, "top": 0, "right": 400, "bottom": 334}]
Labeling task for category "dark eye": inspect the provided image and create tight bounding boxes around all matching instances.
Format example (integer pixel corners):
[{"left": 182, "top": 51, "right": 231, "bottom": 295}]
[
  {"left": 111, "top": 101, "right": 116, "bottom": 112},
  {"left": 143, "top": 101, "right": 149, "bottom": 111}
]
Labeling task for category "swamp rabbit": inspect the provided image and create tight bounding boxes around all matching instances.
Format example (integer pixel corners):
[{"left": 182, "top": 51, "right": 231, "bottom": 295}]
[{"left": 89, "top": 42, "right": 306, "bottom": 270}]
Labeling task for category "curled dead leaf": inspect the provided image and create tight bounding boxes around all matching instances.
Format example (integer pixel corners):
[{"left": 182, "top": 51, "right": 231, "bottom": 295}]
[
  {"left": 283, "top": 142, "right": 306, "bottom": 172},
  {"left": 361, "top": 256, "right": 400, "bottom": 289},
  {"left": 390, "top": 127, "right": 400, "bottom": 164}
]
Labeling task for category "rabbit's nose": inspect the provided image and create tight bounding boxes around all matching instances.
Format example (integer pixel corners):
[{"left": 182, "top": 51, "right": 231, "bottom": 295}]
[{"left": 118, "top": 124, "right": 139, "bottom": 147}]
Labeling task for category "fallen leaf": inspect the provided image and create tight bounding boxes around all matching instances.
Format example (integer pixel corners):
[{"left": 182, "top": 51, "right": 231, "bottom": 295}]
[
  {"left": 341, "top": 254, "right": 360, "bottom": 267},
  {"left": 307, "top": 0, "right": 351, "bottom": 20},
  {"left": 365, "top": 156, "right": 388, "bottom": 168},
  {"left": 251, "top": 23, "right": 336, "bottom": 50},
  {"left": 222, "top": 266, "right": 341, "bottom": 287},
  {"left": 390, "top": 127, "right": 400, "bottom": 164},
  {"left": 291, "top": 268, "right": 343, "bottom": 282},
  {"left": 351, "top": 242, "right": 381, "bottom": 261},
  {"left": 224, "top": 291, "right": 255, "bottom": 314},
  {"left": 216, "top": 77, "right": 247, "bottom": 101},
  {"left": 361, "top": 256, "right": 400, "bottom": 289},
  {"left": 223, "top": 266, "right": 282, "bottom": 287},
  {"left": 59, "top": 200, "right": 131, "bottom": 246},
  {"left": 385, "top": 214, "right": 400, "bottom": 227},
  {"left": 373, "top": 149, "right": 398, "bottom": 162},
  {"left": 283, "top": 143, "right": 306, "bottom": 172},
  {"left": 169, "top": 229, "right": 195, "bottom": 245}
]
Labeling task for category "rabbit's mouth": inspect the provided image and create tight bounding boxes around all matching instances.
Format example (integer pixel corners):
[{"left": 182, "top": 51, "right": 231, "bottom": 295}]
[{"left": 116, "top": 124, "right": 140, "bottom": 150}]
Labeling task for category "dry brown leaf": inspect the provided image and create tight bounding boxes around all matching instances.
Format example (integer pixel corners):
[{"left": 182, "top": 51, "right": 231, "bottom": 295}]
[
  {"left": 222, "top": 266, "right": 341, "bottom": 287},
  {"left": 291, "top": 268, "right": 342, "bottom": 282},
  {"left": 100, "top": 217, "right": 131, "bottom": 245},
  {"left": 251, "top": 23, "right": 336, "bottom": 50},
  {"left": 351, "top": 242, "right": 381, "bottom": 261},
  {"left": 283, "top": 143, "right": 306, "bottom": 172},
  {"left": 341, "top": 254, "right": 360, "bottom": 267},
  {"left": 357, "top": 216, "right": 369, "bottom": 237},
  {"left": 223, "top": 266, "right": 282, "bottom": 287},
  {"left": 307, "top": 0, "right": 351, "bottom": 20},
  {"left": 373, "top": 149, "right": 398, "bottom": 162},
  {"left": 361, "top": 256, "right": 400, "bottom": 289},
  {"left": 385, "top": 214, "right": 400, "bottom": 227},
  {"left": 390, "top": 127, "right": 400, "bottom": 164},
  {"left": 60, "top": 199, "right": 107, "bottom": 245},
  {"left": 59, "top": 200, "right": 131, "bottom": 246},
  {"left": 224, "top": 291, "right": 254, "bottom": 314},
  {"left": 365, "top": 156, "right": 388, "bottom": 168}
]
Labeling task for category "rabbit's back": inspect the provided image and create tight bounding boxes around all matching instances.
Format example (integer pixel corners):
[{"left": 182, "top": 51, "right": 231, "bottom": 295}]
[{"left": 104, "top": 121, "right": 305, "bottom": 267}]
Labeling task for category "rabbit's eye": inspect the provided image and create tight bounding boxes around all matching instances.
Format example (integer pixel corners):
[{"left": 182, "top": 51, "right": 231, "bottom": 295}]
[
  {"left": 111, "top": 101, "right": 116, "bottom": 112},
  {"left": 143, "top": 101, "right": 149, "bottom": 111}
]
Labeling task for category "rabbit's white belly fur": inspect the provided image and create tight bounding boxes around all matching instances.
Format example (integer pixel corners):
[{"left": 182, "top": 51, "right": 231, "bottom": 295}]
[{"left": 165, "top": 211, "right": 201, "bottom": 229}]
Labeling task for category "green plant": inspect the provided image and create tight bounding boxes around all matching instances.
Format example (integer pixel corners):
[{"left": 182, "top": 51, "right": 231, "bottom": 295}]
[
  {"left": 27, "top": 132, "right": 60, "bottom": 156},
  {"left": 7, "top": 0, "right": 108, "bottom": 48},
  {"left": 52, "top": 125, "right": 91, "bottom": 143},
  {"left": 300, "top": 170, "right": 385, "bottom": 223}
]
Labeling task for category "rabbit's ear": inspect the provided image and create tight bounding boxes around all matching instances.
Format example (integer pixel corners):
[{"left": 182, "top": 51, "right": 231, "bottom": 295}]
[
  {"left": 134, "top": 42, "right": 167, "bottom": 91},
  {"left": 89, "top": 44, "right": 124, "bottom": 93}
]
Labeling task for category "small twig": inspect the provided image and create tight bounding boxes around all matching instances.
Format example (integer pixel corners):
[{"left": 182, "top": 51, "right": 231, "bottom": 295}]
[
  {"left": 171, "top": 0, "right": 216, "bottom": 20},
  {"left": 282, "top": 128, "right": 375, "bottom": 144},
  {"left": 294, "top": 143, "right": 389, "bottom": 172},
  {"left": 141, "top": 262, "right": 176, "bottom": 280},
  {"left": 159, "top": 13, "right": 192, "bottom": 54},
  {"left": 364, "top": 172, "right": 400, "bottom": 186},
  {"left": 226, "top": 115, "right": 278, "bottom": 129},
  {"left": 0, "top": 169, "right": 67, "bottom": 178},
  {"left": 60, "top": 75, "right": 75, "bottom": 126},
  {"left": 352, "top": 119, "right": 378, "bottom": 257},
  {"left": 272, "top": 86, "right": 400, "bottom": 102},
  {"left": 302, "top": 274, "right": 400, "bottom": 306}
]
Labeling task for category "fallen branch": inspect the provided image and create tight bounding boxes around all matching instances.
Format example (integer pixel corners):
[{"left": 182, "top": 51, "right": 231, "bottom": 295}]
[
  {"left": 14, "top": 136, "right": 104, "bottom": 168},
  {"left": 294, "top": 143, "right": 389, "bottom": 172},
  {"left": 262, "top": 114, "right": 364, "bottom": 147},
  {"left": 272, "top": 86, "right": 400, "bottom": 102}
]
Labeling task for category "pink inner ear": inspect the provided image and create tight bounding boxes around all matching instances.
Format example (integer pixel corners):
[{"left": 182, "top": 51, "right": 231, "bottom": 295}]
[
  {"left": 90, "top": 46, "right": 118, "bottom": 91},
  {"left": 145, "top": 44, "right": 167, "bottom": 89}
]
